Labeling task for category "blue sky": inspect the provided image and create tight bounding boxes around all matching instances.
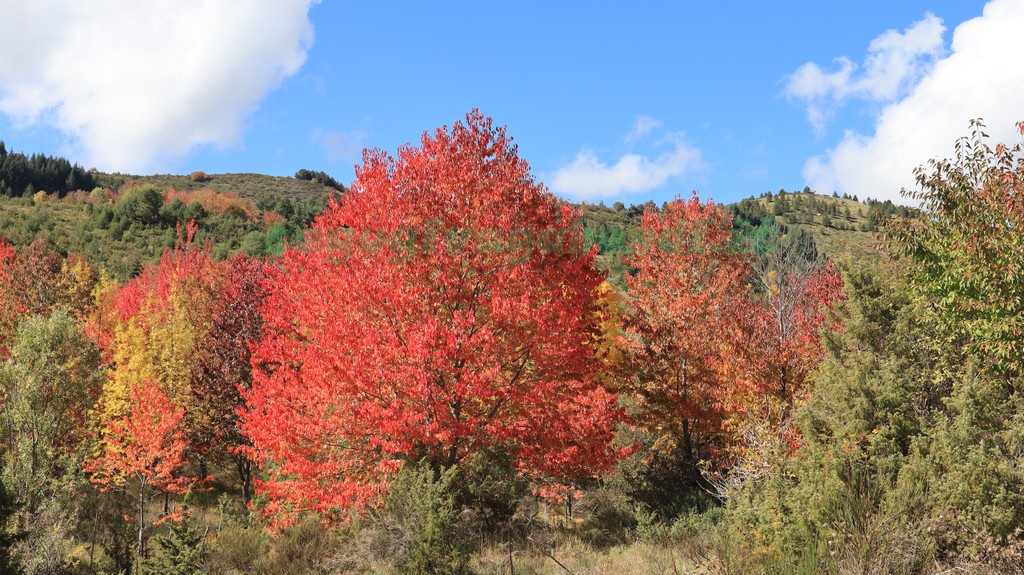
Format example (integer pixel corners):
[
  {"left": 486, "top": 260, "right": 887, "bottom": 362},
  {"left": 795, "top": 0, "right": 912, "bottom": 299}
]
[{"left": 2, "top": 1, "right": 1019, "bottom": 206}]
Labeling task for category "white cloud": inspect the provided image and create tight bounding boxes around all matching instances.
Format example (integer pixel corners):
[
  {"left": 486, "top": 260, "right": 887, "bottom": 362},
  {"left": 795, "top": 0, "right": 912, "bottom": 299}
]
[
  {"left": 785, "top": 13, "right": 945, "bottom": 132},
  {"left": 0, "top": 0, "right": 318, "bottom": 172},
  {"left": 624, "top": 116, "right": 662, "bottom": 145},
  {"left": 803, "top": 0, "right": 1024, "bottom": 204},
  {"left": 549, "top": 119, "right": 703, "bottom": 201}
]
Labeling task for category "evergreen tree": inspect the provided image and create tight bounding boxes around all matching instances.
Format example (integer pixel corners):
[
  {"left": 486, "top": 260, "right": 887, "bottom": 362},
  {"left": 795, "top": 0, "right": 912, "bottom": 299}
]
[{"left": 140, "top": 501, "right": 207, "bottom": 575}]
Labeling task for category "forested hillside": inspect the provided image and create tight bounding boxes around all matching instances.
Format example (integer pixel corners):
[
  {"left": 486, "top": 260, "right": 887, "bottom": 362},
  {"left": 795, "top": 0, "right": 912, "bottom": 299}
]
[
  {"left": 580, "top": 187, "right": 905, "bottom": 287},
  {"left": 0, "top": 116, "right": 1021, "bottom": 575},
  {"left": 0, "top": 168, "right": 331, "bottom": 280}
]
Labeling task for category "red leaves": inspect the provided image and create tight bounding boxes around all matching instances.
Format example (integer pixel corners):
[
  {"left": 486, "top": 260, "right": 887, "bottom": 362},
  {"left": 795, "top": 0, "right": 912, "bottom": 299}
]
[
  {"left": 740, "top": 257, "right": 844, "bottom": 410},
  {"left": 241, "top": 111, "right": 622, "bottom": 523},
  {"left": 621, "top": 195, "right": 844, "bottom": 460},
  {"left": 85, "top": 380, "right": 200, "bottom": 495},
  {"left": 621, "top": 194, "right": 750, "bottom": 455}
]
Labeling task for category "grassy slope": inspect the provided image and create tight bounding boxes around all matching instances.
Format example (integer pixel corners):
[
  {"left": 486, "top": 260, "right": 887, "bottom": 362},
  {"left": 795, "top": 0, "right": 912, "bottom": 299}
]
[
  {"left": 95, "top": 172, "right": 335, "bottom": 204},
  {"left": 577, "top": 192, "right": 891, "bottom": 289},
  {"left": 93, "top": 171, "right": 889, "bottom": 269},
  {"left": 0, "top": 171, "right": 331, "bottom": 280},
  {"left": 758, "top": 192, "right": 884, "bottom": 262},
  {"left": 1, "top": 168, "right": 890, "bottom": 285}
]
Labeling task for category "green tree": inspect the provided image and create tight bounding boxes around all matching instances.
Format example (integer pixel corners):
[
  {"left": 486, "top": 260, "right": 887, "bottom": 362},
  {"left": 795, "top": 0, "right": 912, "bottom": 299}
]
[
  {"left": 887, "top": 119, "right": 1024, "bottom": 376},
  {"left": 376, "top": 463, "right": 469, "bottom": 575},
  {"left": 114, "top": 184, "right": 164, "bottom": 226},
  {"left": 0, "top": 311, "right": 103, "bottom": 575},
  {"left": 140, "top": 499, "right": 207, "bottom": 575},
  {"left": 0, "top": 311, "right": 103, "bottom": 510},
  {"left": 0, "top": 467, "right": 22, "bottom": 575}
]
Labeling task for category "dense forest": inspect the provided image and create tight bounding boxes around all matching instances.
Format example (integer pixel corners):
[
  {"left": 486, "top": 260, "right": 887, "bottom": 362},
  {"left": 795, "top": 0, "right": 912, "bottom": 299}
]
[
  {"left": 0, "top": 114, "right": 1021, "bottom": 575},
  {"left": 0, "top": 141, "right": 98, "bottom": 199}
]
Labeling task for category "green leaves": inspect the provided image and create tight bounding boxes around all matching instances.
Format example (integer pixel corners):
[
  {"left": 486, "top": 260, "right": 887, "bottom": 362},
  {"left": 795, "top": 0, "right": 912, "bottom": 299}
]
[{"left": 887, "top": 120, "right": 1024, "bottom": 377}]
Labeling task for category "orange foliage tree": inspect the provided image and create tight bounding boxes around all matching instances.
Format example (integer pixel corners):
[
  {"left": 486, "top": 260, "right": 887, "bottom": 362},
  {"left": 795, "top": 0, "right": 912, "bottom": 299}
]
[
  {"left": 85, "top": 380, "right": 202, "bottom": 556},
  {"left": 621, "top": 198, "right": 844, "bottom": 489},
  {"left": 241, "top": 111, "right": 622, "bottom": 523},
  {"left": 621, "top": 195, "right": 750, "bottom": 463}
]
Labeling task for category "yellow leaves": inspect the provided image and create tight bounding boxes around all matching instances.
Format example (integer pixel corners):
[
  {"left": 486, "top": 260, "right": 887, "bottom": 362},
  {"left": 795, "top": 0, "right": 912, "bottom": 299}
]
[
  {"left": 594, "top": 281, "right": 624, "bottom": 371},
  {"left": 96, "top": 320, "right": 152, "bottom": 426}
]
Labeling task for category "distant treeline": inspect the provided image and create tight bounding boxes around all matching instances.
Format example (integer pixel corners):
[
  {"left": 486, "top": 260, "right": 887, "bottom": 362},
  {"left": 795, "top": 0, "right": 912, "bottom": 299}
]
[
  {"left": 295, "top": 168, "right": 345, "bottom": 192},
  {"left": 0, "top": 141, "right": 98, "bottom": 197}
]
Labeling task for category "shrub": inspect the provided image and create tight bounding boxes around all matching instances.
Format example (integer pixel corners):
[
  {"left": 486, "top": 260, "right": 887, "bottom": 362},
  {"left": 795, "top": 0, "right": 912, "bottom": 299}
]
[
  {"left": 206, "top": 522, "right": 269, "bottom": 575},
  {"left": 141, "top": 501, "right": 208, "bottom": 575},
  {"left": 115, "top": 184, "right": 164, "bottom": 225},
  {"left": 359, "top": 463, "right": 470, "bottom": 575}
]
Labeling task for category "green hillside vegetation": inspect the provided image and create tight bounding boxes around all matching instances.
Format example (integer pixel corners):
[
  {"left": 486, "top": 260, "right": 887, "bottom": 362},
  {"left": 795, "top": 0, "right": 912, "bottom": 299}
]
[
  {"left": 0, "top": 182, "right": 325, "bottom": 281},
  {"left": 3, "top": 143, "right": 902, "bottom": 288},
  {"left": 96, "top": 171, "right": 332, "bottom": 204},
  {"left": 579, "top": 190, "right": 909, "bottom": 287},
  {"left": 0, "top": 150, "right": 336, "bottom": 279},
  {"left": 735, "top": 188, "right": 913, "bottom": 261},
  {"left": 96, "top": 171, "right": 332, "bottom": 217}
]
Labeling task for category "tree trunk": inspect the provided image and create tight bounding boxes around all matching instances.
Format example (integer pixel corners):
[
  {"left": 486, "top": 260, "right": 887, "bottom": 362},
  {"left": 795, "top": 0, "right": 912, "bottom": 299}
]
[
  {"left": 138, "top": 484, "right": 146, "bottom": 558},
  {"left": 235, "top": 454, "right": 253, "bottom": 509},
  {"left": 682, "top": 418, "right": 693, "bottom": 461}
]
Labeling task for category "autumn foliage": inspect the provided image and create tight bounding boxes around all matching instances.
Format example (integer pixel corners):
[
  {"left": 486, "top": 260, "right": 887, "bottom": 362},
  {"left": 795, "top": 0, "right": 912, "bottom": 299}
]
[
  {"left": 621, "top": 195, "right": 750, "bottom": 459},
  {"left": 86, "top": 380, "right": 196, "bottom": 496},
  {"left": 188, "top": 254, "right": 269, "bottom": 504},
  {"left": 621, "top": 194, "right": 844, "bottom": 469},
  {"left": 240, "top": 110, "right": 623, "bottom": 522},
  {"left": 95, "top": 222, "right": 224, "bottom": 424},
  {"left": 85, "top": 379, "right": 203, "bottom": 554},
  {"left": 887, "top": 119, "right": 1024, "bottom": 375},
  {"left": 742, "top": 251, "right": 844, "bottom": 410},
  {"left": 164, "top": 187, "right": 256, "bottom": 220}
]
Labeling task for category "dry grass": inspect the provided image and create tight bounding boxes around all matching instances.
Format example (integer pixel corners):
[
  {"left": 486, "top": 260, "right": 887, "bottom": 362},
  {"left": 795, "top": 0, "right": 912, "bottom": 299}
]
[
  {"left": 472, "top": 540, "right": 717, "bottom": 575},
  {"left": 95, "top": 172, "right": 333, "bottom": 203}
]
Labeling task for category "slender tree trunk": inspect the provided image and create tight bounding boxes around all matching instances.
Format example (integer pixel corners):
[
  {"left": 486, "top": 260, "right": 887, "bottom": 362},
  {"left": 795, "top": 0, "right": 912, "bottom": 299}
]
[
  {"left": 565, "top": 490, "right": 574, "bottom": 523},
  {"left": 138, "top": 483, "right": 146, "bottom": 558},
  {"left": 682, "top": 418, "right": 693, "bottom": 461},
  {"left": 680, "top": 359, "right": 692, "bottom": 460},
  {"left": 235, "top": 454, "right": 252, "bottom": 508},
  {"left": 89, "top": 503, "right": 99, "bottom": 570}
]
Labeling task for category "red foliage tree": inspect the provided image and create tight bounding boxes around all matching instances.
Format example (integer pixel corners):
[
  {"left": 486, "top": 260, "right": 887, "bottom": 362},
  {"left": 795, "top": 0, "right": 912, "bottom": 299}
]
[
  {"left": 742, "top": 244, "right": 844, "bottom": 411},
  {"left": 0, "top": 237, "right": 16, "bottom": 355},
  {"left": 188, "top": 254, "right": 269, "bottom": 506},
  {"left": 241, "top": 111, "right": 622, "bottom": 523}
]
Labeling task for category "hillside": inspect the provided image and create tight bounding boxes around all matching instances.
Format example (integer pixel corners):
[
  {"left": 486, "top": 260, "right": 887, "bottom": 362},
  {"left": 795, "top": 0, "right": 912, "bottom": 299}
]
[
  {"left": 733, "top": 191, "right": 883, "bottom": 262},
  {"left": 95, "top": 171, "right": 335, "bottom": 205},
  {"left": 2, "top": 139, "right": 906, "bottom": 285},
  {"left": 579, "top": 189, "right": 910, "bottom": 287},
  {"left": 0, "top": 180, "right": 328, "bottom": 281}
]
